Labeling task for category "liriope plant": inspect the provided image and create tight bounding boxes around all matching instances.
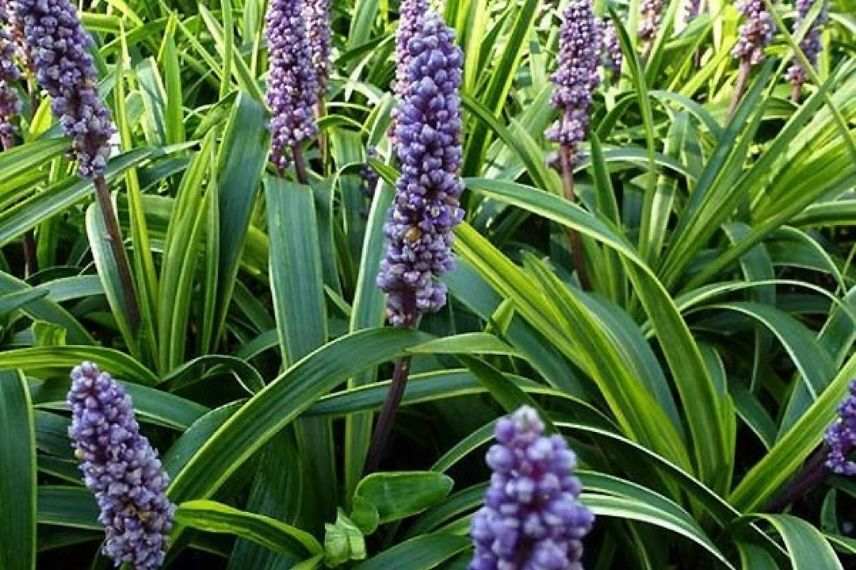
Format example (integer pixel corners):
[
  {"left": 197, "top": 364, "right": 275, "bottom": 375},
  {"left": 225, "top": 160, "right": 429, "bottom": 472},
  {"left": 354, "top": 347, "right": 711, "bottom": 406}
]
[{"left": 0, "top": 0, "right": 853, "bottom": 567}]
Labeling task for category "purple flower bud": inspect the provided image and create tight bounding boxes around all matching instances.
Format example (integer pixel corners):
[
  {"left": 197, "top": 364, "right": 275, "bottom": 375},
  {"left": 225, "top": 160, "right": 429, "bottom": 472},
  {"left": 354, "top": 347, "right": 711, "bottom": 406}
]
[
  {"left": 547, "top": 0, "right": 601, "bottom": 154},
  {"left": 684, "top": 0, "right": 703, "bottom": 23},
  {"left": 785, "top": 0, "right": 826, "bottom": 90},
  {"left": 304, "top": 0, "right": 331, "bottom": 93},
  {"left": 601, "top": 18, "right": 622, "bottom": 78},
  {"left": 825, "top": 381, "right": 856, "bottom": 476},
  {"left": 376, "top": 12, "right": 464, "bottom": 327},
  {"left": 469, "top": 406, "right": 594, "bottom": 570},
  {"left": 265, "top": 0, "right": 319, "bottom": 171},
  {"left": 15, "top": 0, "right": 115, "bottom": 178},
  {"left": 0, "top": 0, "right": 22, "bottom": 148},
  {"left": 732, "top": 0, "right": 775, "bottom": 66},
  {"left": 395, "top": 0, "right": 429, "bottom": 102},
  {"left": 67, "top": 362, "right": 175, "bottom": 569},
  {"left": 639, "top": 0, "right": 664, "bottom": 43}
]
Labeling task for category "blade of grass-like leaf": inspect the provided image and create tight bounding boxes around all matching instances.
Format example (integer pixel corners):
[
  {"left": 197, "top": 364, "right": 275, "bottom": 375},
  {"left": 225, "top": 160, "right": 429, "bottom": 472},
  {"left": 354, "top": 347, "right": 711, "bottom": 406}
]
[
  {"left": 743, "top": 515, "right": 843, "bottom": 570},
  {"left": 461, "top": 0, "right": 540, "bottom": 176},
  {"left": 86, "top": 202, "right": 142, "bottom": 359},
  {"left": 731, "top": 351, "right": 856, "bottom": 511},
  {"left": 353, "top": 534, "right": 470, "bottom": 570},
  {"left": 37, "top": 487, "right": 99, "bottom": 531},
  {"left": 462, "top": 179, "right": 733, "bottom": 491},
  {"left": 0, "top": 147, "right": 171, "bottom": 247},
  {"left": 0, "top": 346, "right": 157, "bottom": 384},
  {"left": 210, "top": 93, "right": 270, "bottom": 351},
  {"left": 175, "top": 500, "right": 322, "bottom": 558},
  {"left": 265, "top": 176, "right": 337, "bottom": 529},
  {"left": 344, "top": 183, "right": 394, "bottom": 502},
  {"left": 0, "top": 138, "right": 68, "bottom": 188},
  {"left": 0, "top": 273, "right": 93, "bottom": 344},
  {"left": 609, "top": 11, "right": 657, "bottom": 262},
  {"left": 658, "top": 63, "right": 773, "bottom": 289},
  {"left": 168, "top": 328, "right": 431, "bottom": 528},
  {"left": 0, "top": 370, "right": 36, "bottom": 570},
  {"left": 583, "top": 493, "right": 734, "bottom": 569},
  {"left": 116, "top": 46, "right": 159, "bottom": 368},
  {"left": 692, "top": 302, "right": 836, "bottom": 401}
]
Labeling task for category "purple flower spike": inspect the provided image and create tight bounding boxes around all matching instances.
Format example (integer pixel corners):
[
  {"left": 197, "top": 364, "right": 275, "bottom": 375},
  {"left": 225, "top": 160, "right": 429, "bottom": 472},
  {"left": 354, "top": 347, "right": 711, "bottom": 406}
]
[
  {"left": 547, "top": 0, "right": 601, "bottom": 154},
  {"left": 732, "top": 0, "right": 775, "bottom": 66},
  {"left": 265, "top": 0, "right": 319, "bottom": 171},
  {"left": 825, "top": 381, "right": 856, "bottom": 476},
  {"left": 394, "top": 0, "right": 429, "bottom": 101},
  {"left": 601, "top": 18, "right": 622, "bottom": 78},
  {"left": 639, "top": 0, "right": 664, "bottom": 43},
  {"left": 377, "top": 12, "right": 464, "bottom": 327},
  {"left": 68, "top": 362, "right": 175, "bottom": 569},
  {"left": 785, "top": 0, "right": 826, "bottom": 90},
  {"left": 0, "top": 0, "right": 22, "bottom": 148},
  {"left": 15, "top": 0, "right": 115, "bottom": 178},
  {"left": 305, "top": 0, "right": 331, "bottom": 93},
  {"left": 469, "top": 406, "right": 594, "bottom": 570}
]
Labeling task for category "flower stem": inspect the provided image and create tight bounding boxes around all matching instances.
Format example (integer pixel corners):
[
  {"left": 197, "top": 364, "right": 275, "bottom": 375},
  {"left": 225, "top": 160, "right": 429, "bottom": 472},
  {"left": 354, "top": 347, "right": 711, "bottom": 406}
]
[
  {"left": 560, "top": 145, "right": 590, "bottom": 290},
  {"left": 791, "top": 82, "right": 802, "bottom": 104},
  {"left": 365, "top": 356, "right": 413, "bottom": 474},
  {"left": 727, "top": 60, "right": 751, "bottom": 121},
  {"left": 766, "top": 446, "right": 828, "bottom": 512},
  {"left": 93, "top": 175, "right": 140, "bottom": 331},
  {"left": 292, "top": 146, "right": 310, "bottom": 185}
]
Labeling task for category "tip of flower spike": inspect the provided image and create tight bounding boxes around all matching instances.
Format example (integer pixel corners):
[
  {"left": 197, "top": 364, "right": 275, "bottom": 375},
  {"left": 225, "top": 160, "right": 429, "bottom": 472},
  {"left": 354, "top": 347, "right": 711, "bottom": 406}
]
[
  {"left": 470, "top": 406, "right": 593, "bottom": 569},
  {"left": 67, "top": 361, "right": 175, "bottom": 569}
]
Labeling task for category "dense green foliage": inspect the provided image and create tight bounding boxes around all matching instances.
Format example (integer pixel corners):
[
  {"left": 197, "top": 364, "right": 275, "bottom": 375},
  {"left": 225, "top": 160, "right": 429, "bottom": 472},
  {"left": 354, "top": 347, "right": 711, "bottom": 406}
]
[{"left": 1, "top": 0, "right": 855, "bottom": 567}]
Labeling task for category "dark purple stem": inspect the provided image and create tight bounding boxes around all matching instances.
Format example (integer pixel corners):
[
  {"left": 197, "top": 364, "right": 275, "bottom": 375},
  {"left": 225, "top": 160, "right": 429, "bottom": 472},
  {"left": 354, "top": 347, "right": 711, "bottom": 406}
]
[
  {"left": 93, "top": 175, "right": 140, "bottom": 331},
  {"left": 560, "top": 145, "right": 590, "bottom": 290},
  {"left": 766, "top": 446, "right": 829, "bottom": 512},
  {"left": 292, "top": 145, "right": 310, "bottom": 185},
  {"left": 727, "top": 60, "right": 751, "bottom": 121},
  {"left": 365, "top": 356, "right": 413, "bottom": 474}
]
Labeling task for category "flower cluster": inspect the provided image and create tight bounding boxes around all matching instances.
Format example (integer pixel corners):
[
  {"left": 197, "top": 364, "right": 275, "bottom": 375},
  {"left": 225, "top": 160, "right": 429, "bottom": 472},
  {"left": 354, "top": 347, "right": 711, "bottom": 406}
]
[
  {"left": 547, "top": 0, "right": 601, "bottom": 154},
  {"left": 601, "top": 18, "right": 622, "bottom": 78},
  {"left": 394, "top": 0, "right": 429, "bottom": 101},
  {"left": 305, "top": 0, "right": 331, "bottom": 92},
  {"left": 377, "top": 12, "right": 464, "bottom": 327},
  {"left": 732, "top": 0, "right": 775, "bottom": 66},
  {"left": 470, "top": 406, "right": 594, "bottom": 570},
  {"left": 785, "top": 0, "right": 826, "bottom": 90},
  {"left": 67, "top": 362, "right": 175, "bottom": 569},
  {"left": 265, "top": 0, "right": 319, "bottom": 171},
  {"left": 0, "top": 0, "right": 22, "bottom": 148},
  {"left": 825, "top": 381, "right": 856, "bottom": 476},
  {"left": 16, "top": 0, "right": 115, "bottom": 178},
  {"left": 639, "top": 0, "right": 664, "bottom": 43}
]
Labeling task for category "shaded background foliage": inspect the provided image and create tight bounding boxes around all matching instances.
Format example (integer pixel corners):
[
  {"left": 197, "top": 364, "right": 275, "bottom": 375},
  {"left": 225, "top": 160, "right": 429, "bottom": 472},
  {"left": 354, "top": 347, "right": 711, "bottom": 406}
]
[{"left": 0, "top": 0, "right": 855, "bottom": 567}]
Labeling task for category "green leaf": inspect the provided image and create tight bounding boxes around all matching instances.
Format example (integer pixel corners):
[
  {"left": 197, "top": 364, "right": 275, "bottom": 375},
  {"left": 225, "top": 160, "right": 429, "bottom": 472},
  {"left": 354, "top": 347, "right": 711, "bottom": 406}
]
[
  {"left": 168, "top": 328, "right": 432, "bottom": 507},
  {"left": 323, "top": 510, "right": 367, "bottom": 567},
  {"left": 0, "top": 370, "right": 36, "bottom": 570},
  {"left": 353, "top": 472, "right": 454, "bottom": 526},
  {"left": 353, "top": 534, "right": 470, "bottom": 570},
  {"left": 175, "top": 500, "right": 323, "bottom": 557},
  {"left": 344, "top": 183, "right": 395, "bottom": 501},
  {"left": 742, "top": 515, "right": 843, "bottom": 570},
  {"left": 210, "top": 93, "right": 271, "bottom": 350}
]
